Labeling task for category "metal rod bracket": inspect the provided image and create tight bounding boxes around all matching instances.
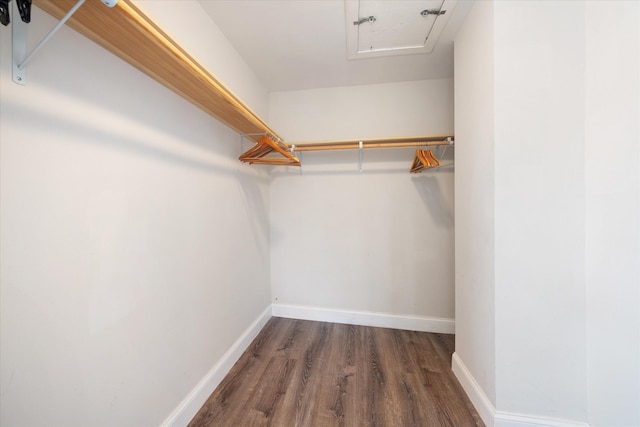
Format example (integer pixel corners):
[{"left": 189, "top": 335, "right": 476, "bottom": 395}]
[
  {"left": 353, "top": 16, "right": 376, "bottom": 25},
  {"left": 299, "top": 151, "right": 303, "bottom": 175},
  {"left": 421, "top": 9, "right": 446, "bottom": 16}
]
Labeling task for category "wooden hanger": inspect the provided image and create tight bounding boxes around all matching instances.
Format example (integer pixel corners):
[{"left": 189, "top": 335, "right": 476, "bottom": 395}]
[
  {"left": 410, "top": 149, "right": 441, "bottom": 173},
  {"left": 239, "top": 135, "right": 301, "bottom": 166}
]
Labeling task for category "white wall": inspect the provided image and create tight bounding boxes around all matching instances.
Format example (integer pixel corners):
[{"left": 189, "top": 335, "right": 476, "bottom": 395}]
[
  {"left": 454, "top": 1, "right": 640, "bottom": 426},
  {"left": 0, "top": 4, "right": 271, "bottom": 426},
  {"left": 493, "top": 1, "right": 587, "bottom": 420},
  {"left": 269, "top": 79, "right": 453, "bottom": 142},
  {"left": 135, "top": 0, "right": 269, "bottom": 118},
  {"left": 585, "top": 2, "right": 640, "bottom": 426},
  {"left": 453, "top": 0, "right": 496, "bottom": 410},
  {"left": 268, "top": 80, "right": 456, "bottom": 329}
]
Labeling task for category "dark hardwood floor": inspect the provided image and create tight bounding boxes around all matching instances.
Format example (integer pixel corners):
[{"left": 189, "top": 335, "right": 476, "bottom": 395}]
[{"left": 189, "top": 317, "right": 484, "bottom": 427}]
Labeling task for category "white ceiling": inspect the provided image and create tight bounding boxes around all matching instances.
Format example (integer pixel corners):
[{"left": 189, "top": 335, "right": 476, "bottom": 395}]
[{"left": 198, "top": 0, "right": 474, "bottom": 92}]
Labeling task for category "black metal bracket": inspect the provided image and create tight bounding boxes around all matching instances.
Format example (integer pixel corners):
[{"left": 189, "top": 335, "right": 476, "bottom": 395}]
[
  {"left": 0, "top": 0, "right": 10, "bottom": 26},
  {"left": 16, "top": 0, "right": 30, "bottom": 23},
  {"left": 0, "top": 0, "right": 31, "bottom": 26}
]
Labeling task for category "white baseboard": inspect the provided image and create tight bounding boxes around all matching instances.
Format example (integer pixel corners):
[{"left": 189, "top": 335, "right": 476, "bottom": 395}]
[
  {"left": 271, "top": 303, "right": 455, "bottom": 334},
  {"left": 494, "top": 412, "right": 591, "bottom": 427},
  {"left": 161, "top": 306, "right": 272, "bottom": 427},
  {"left": 452, "top": 353, "right": 591, "bottom": 427},
  {"left": 452, "top": 352, "right": 496, "bottom": 426}
]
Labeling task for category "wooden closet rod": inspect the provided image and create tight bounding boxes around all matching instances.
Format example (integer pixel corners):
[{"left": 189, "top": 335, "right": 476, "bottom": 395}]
[{"left": 289, "top": 135, "right": 454, "bottom": 152}]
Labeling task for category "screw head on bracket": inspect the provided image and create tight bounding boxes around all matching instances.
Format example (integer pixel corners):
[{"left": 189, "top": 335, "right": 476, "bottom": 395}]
[{"left": 353, "top": 15, "right": 376, "bottom": 25}]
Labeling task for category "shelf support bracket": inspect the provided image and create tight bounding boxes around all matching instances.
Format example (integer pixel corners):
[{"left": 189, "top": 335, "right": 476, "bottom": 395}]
[
  {"left": 11, "top": 0, "right": 27, "bottom": 85},
  {"left": 12, "top": 0, "right": 86, "bottom": 85}
]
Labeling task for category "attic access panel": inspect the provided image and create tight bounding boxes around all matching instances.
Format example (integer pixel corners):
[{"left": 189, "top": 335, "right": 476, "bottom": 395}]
[{"left": 345, "top": 0, "right": 457, "bottom": 59}]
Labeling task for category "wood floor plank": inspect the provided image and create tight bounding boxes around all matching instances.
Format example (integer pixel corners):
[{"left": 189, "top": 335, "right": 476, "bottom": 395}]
[
  {"left": 293, "top": 321, "right": 331, "bottom": 426},
  {"left": 250, "top": 356, "right": 297, "bottom": 421},
  {"left": 188, "top": 317, "right": 289, "bottom": 426},
  {"left": 189, "top": 318, "right": 484, "bottom": 427},
  {"left": 314, "top": 323, "right": 355, "bottom": 427}
]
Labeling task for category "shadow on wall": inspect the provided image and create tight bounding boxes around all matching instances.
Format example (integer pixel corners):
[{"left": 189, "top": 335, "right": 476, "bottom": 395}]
[
  {"left": 4, "top": 95, "right": 245, "bottom": 178},
  {"left": 411, "top": 173, "right": 454, "bottom": 228},
  {"left": 269, "top": 146, "right": 456, "bottom": 178},
  {"left": 237, "top": 171, "right": 270, "bottom": 244}
]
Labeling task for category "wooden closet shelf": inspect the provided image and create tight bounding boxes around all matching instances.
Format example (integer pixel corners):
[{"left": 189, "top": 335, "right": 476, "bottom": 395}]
[
  {"left": 33, "top": 0, "right": 281, "bottom": 144},
  {"left": 32, "top": 1, "right": 454, "bottom": 167}
]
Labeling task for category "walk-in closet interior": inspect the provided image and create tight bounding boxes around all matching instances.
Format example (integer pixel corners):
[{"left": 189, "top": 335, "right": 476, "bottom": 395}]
[{"left": 1, "top": 1, "right": 638, "bottom": 426}]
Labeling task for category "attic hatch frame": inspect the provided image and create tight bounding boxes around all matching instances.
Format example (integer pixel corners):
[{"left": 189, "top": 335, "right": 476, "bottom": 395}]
[{"left": 345, "top": 0, "right": 458, "bottom": 60}]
